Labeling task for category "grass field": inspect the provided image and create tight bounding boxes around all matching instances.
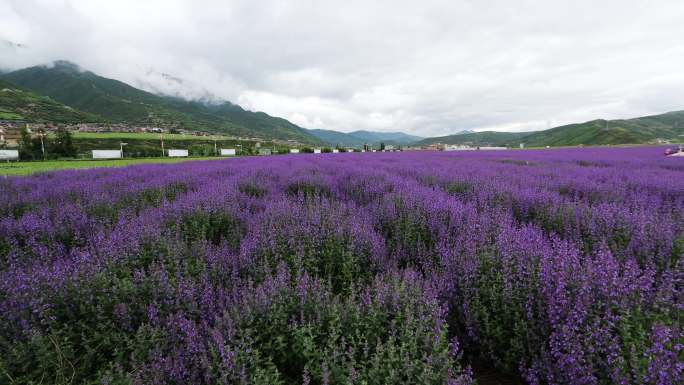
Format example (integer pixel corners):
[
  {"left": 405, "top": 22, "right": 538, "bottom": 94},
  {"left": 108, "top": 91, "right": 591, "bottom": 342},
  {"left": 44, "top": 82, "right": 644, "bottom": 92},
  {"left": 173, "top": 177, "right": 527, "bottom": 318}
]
[
  {"left": 70, "top": 132, "right": 235, "bottom": 140},
  {"left": 25, "top": 132, "right": 267, "bottom": 159},
  {"left": 0, "top": 157, "right": 222, "bottom": 176}
]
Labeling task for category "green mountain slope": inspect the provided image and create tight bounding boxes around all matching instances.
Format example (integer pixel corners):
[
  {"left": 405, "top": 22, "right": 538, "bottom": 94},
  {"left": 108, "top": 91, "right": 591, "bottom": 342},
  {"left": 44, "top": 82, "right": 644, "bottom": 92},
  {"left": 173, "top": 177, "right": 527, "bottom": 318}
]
[
  {"left": 419, "top": 110, "right": 684, "bottom": 147},
  {"left": 521, "top": 112, "right": 684, "bottom": 146},
  {"left": 308, "top": 129, "right": 423, "bottom": 146},
  {"left": 1, "top": 61, "right": 321, "bottom": 144},
  {"left": 308, "top": 129, "right": 367, "bottom": 146},
  {"left": 0, "top": 78, "right": 100, "bottom": 122},
  {"left": 416, "top": 131, "right": 528, "bottom": 147},
  {"left": 348, "top": 130, "right": 423, "bottom": 145},
  {"left": 204, "top": 102, "right": 317, "bottom": 143}
]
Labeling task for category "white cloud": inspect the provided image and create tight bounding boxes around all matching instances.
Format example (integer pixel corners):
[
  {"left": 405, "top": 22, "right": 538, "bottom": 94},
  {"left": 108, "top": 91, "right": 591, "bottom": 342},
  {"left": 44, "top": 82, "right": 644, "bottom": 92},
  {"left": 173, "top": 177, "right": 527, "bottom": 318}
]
[{"left": 2, "top": 0, "right": 684, "bottom": 136}]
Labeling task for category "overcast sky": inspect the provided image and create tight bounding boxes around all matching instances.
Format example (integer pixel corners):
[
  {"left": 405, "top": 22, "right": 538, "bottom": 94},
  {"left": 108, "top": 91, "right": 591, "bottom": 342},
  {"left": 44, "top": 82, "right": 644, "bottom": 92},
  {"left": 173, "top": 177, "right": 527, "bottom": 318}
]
[{"left": 2, "top": 0, "right": 684, "bottom": 136}]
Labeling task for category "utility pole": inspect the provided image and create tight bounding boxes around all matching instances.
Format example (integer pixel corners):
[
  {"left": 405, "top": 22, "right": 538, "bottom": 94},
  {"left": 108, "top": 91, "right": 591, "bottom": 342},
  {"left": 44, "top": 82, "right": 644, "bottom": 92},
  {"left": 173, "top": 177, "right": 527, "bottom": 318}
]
[
  {"left": 214, "top": 137, "right": 218, "bottom": 156},
  {"left": 160, "top": 134, "right": 165, "bottom": 157},
  {"left": 38, "top": 130, "right": 46, "bottom": 160}
]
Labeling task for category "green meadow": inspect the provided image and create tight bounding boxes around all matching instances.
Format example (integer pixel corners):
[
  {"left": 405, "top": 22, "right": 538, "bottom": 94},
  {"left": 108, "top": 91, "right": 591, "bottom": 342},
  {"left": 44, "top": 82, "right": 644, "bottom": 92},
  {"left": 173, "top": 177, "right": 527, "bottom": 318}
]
[{"left": 0, "top": 157, "right": 223, "bottom": 176}]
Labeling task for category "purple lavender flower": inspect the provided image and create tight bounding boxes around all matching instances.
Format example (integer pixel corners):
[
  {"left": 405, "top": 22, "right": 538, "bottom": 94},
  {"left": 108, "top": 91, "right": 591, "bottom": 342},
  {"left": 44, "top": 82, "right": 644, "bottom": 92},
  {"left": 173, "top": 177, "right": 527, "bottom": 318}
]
[{"left": 0, "top": 147, "right": 680, "bottom": 384}]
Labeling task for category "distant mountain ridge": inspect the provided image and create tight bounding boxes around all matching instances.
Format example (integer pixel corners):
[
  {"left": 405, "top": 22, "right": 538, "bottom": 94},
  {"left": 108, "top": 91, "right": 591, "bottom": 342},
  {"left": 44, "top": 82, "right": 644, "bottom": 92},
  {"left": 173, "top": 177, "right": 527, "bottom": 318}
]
[
  {"left": 417, "top": 111, "right": 684, "bottom": 147},
  {"left": 1, "top": 61, "right": 322, "bottom": 144},
  {"left": 416, "top": 131, "right": 528, "bottom": 147},
  {"left": 349, "top": 130, "right": 423, "bottom": 144},
  {"left": 308, "top": 128, "right": 423, "bottom": 146}
]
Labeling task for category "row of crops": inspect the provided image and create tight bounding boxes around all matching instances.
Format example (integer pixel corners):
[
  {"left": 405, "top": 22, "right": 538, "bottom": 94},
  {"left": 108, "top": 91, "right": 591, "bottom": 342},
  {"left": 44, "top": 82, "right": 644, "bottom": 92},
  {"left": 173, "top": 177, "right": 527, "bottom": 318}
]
[{"left": 0, "top": 147, "right": 682, "bottom": 384}]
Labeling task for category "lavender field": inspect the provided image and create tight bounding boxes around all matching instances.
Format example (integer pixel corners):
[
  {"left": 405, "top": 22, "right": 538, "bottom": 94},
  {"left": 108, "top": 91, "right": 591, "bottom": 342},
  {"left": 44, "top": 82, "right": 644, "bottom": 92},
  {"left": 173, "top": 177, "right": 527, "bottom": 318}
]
[{"left": 0, "top": 147, "right": 682, "bottom": 385}]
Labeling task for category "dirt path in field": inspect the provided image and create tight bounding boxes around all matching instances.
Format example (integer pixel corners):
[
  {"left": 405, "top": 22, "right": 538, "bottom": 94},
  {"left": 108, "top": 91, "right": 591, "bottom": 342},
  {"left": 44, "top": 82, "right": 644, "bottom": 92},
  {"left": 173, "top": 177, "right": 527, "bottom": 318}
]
[{"left": 470, "top": 362, "right": 523, "bottom": 385}]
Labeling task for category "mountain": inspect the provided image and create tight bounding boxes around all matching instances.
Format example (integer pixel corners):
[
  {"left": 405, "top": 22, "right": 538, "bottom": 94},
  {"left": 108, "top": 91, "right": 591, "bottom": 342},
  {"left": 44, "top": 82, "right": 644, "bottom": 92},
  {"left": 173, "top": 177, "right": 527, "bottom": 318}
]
[
  {"left": 346, "top": 130, "right": 421, "bottom": 144},
  {"left": 416, "top": 131, "right": 528, "bottom": 147},
  {"left": 520, "top": 112, "right": 684, "bottom": 146},
  {"left": 134, "top": 69, "right": 223, "bottom": 104},
  {"left": 0, "top": 78, "right": 100, "bottom": 122},
  {"left": 308, "top": 129, "right": 423, "bottom": 146},
  {"left": 1, "top": 61, "right": 322, "bottom": 144},
  {"left": 419, "top": 110, "right": 684, "bottom": 147},
  {"left": 348, "top": 130, "right": 423, "bottom": 145},
  {"left": 308, "top": 129, "right": 367, "bottom": 146}
]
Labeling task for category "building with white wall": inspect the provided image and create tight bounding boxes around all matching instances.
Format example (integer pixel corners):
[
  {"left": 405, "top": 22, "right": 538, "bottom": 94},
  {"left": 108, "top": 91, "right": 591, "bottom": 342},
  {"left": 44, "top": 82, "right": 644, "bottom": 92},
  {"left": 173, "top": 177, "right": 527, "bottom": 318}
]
[
  {"left": 168, "top": 149, "right": 189, "bottom": 157},
  {"left": 0, "top": 149, "right": 19, "bottom": 161},
  {"left": 92, "top": 150, "right": 122, "bottom": 159}
]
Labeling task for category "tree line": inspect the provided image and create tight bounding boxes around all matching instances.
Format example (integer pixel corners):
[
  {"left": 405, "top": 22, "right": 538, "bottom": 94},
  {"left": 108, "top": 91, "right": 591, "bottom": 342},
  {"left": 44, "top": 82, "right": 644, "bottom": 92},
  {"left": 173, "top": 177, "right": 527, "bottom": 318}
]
[{"left": 18, "top": 126, "right": 76, "bottom": 160}]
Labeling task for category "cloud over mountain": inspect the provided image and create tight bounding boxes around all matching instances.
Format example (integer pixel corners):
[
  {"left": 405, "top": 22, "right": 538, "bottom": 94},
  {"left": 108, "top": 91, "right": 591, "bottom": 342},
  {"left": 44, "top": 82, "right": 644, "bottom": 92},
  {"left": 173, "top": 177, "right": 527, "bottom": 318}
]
[{"left": 2, "top": 0, "right": 684, "bottom": 136}]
